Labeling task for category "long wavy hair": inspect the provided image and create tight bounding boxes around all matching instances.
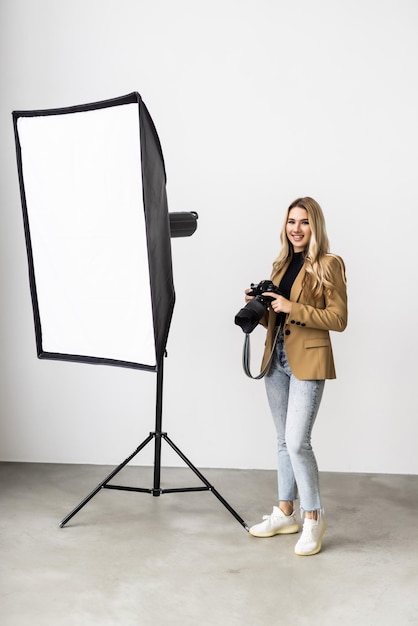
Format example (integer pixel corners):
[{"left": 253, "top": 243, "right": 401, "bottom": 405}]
[{"left": 272, "top": 197, "right": 342, "bottom": 298}]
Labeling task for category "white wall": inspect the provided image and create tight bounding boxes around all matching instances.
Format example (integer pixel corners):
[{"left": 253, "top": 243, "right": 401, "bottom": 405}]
[{"left": 1, "top": 0, "right": 417, "bottom": 474}]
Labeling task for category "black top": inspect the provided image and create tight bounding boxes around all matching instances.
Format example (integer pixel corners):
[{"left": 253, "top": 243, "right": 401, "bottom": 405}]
[
  {"left": 279, "top": 251, "right": 304, "bottom": 298},
  {"left": 275, "top": 252, "right": 304, "bottom": 328}
]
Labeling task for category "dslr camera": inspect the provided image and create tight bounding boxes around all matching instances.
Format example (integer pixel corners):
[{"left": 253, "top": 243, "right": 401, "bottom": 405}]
[{"left": 235, "top": 280, "right": 281, "bottom": 334}]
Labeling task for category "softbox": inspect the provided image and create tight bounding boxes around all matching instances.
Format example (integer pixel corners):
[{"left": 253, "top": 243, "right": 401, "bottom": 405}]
[{"left": 13, "top": 92, "right": 175, "bottom": 371}]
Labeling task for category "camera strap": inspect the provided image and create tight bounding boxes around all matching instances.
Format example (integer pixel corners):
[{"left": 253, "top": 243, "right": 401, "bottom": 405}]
[{"left": 242, "top": 326, "right": 281, "bottom": 380}]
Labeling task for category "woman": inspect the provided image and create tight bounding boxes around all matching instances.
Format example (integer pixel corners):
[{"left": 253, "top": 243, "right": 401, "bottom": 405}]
[{"left": 246, "top": 197, "right": 347, "bottom": 556}]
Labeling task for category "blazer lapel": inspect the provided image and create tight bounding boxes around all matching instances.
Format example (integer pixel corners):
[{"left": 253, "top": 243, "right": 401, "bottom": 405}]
[{"left": 290, "top": 267, "right": 305, "bottom": 302}]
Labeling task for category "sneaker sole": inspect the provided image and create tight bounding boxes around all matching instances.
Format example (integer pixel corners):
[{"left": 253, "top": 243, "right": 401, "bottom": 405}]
[{"left": 249, "top": 523, "right": 300, "bottom": 538}]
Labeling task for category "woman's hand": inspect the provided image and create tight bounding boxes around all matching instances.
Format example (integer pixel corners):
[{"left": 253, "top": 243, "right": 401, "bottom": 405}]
[
  {"left": 244, "top": 288, "right": 255, "bottom": 303},
  {"left": 263, "top": 293, "right": 292, "bottom": 314}
]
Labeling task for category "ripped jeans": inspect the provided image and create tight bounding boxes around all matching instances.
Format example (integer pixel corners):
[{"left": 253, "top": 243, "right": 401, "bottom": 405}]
[{"left": 264, "top": 334, "right": 325, "bottom": 511}]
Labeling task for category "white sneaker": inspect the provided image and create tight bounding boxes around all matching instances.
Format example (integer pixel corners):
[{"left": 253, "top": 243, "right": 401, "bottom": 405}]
[
  {"left": 249, "top": 506, "right": 300, "bottom": 537},
  {"left": 294, "top": 514, "right": 326, "bottom": 556}
]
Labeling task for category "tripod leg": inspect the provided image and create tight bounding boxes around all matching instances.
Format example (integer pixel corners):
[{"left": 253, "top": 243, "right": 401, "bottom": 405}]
[
  {"left": 162, "top": 434, "right": 249, "bottom": 531},
  {"left": 59, "top": 432, "right": 154, "bottom": 527}
]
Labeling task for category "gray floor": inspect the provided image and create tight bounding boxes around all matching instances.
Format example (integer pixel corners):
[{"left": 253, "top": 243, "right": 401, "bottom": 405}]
[{"left": 1, "top": 462, "right": 417, "bottom": 626}]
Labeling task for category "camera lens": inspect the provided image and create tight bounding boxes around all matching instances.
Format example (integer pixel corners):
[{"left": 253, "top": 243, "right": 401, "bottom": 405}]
[{"left": 234, "top": 298, "right": 267, "bottom": 334}]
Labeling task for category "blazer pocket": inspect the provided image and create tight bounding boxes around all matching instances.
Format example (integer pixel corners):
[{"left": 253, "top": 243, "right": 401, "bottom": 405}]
[{"left": 304, "top": 338, "right": 331, "bottom": 349}]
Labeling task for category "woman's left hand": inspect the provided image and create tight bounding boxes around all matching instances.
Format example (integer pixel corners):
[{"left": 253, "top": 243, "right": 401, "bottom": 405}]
[{"left": 262, "top": 293, "right": 292, "bottom": 314}]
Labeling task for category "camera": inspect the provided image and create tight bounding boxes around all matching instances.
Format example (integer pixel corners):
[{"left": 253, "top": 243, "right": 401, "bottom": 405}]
[{"left": 235, "top": 280, "right": 282, "bottom": 334}]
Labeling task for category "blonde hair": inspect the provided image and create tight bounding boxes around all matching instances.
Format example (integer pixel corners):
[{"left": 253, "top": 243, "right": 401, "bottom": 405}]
[{"left": 272, "top": 197, "right": 342, "bottom": 298}]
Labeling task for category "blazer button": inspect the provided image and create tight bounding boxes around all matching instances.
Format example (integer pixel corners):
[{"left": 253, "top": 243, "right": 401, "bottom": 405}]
[
  {"left": 290, "top": 319, "right": 295, "bottom": 324},
  {"left": 296, "top": 321, "right": 301, "bottom": 325},
  {"left": 301, "top": 323, "right": 306, "bottom": 326},
  {"left": 285, "top": 329, "right": 291, "bottom": 335}
]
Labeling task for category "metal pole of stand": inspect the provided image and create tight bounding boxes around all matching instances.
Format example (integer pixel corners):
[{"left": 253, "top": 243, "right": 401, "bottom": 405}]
[{"left": 152, "top": 355, "right": 164, "bottom": 496}]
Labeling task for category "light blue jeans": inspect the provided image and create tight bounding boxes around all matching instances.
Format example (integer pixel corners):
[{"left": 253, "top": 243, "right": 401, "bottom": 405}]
[{"left": 264, "top": 334, "right": 325, "bottom": 511}]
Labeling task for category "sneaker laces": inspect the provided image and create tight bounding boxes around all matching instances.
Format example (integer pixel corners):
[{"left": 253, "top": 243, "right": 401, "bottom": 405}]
[
  {"left": 300, "top": 518, "right": 316, "bottom": 541},
  {"left": 263, "top": 509, "right": 293, "bottom": 521},
  {"left": 262, "top": 509, "right": 284, "bottom": 522}
]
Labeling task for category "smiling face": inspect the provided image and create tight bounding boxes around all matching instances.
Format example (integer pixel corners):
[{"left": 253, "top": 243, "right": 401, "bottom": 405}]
[{"left": 286, "top": 206, "right": 311, "bottom": 252}]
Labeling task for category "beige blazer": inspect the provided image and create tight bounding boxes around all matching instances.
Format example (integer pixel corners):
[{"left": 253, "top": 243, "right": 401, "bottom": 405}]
[{"left": 261, "top": 254, "right": 348, "bottom": 380}]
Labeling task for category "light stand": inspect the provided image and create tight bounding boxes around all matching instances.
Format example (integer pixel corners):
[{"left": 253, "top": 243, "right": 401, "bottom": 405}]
[
  {"left": 13, "top": 92, "right": 249, "bottom": 533},
  {"left": 59, "top": 351, "right": 249, "bottom": 531}
]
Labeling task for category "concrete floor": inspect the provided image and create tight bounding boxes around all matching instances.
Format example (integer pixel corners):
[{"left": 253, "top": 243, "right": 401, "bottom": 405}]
[{"left": 1, "top": 462, "right": 417, "bottom": 626}]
